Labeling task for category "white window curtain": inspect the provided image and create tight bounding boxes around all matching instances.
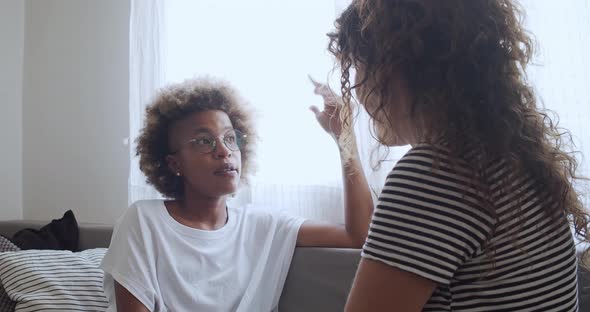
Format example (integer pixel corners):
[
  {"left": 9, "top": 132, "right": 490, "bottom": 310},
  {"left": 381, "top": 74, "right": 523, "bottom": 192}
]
[
  {"left": 128, "top": 0, "right": 167, "bottom": 202},
  {"left": 129, "top": 0, "right": 590, "bottom": 221}
]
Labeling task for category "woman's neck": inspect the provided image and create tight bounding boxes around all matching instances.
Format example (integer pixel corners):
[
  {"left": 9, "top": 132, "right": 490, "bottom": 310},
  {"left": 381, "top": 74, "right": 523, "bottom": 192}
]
[{"left": 169, "top": 192, "right": 228, "bottom": 231}]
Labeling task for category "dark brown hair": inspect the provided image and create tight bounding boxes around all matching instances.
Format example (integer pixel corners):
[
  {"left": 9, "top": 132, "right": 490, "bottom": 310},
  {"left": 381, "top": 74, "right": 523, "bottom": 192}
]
[
  {"left": 329, "top": 0, "right": 589, "bottom": 264},
  {"left": 136, "top": 77, "right": 257, "bottom": 199}
]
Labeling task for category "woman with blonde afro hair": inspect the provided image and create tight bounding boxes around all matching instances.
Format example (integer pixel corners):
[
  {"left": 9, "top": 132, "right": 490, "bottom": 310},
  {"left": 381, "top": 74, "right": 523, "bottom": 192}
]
[{"left": 100, "top": 77, "right": 375, "bottom": 311}]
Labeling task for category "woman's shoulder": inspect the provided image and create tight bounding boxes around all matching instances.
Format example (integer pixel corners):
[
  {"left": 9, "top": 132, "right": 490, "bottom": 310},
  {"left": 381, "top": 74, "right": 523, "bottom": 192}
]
[
  {"left": 395, "top": 142, "right": 484, "bottom": 175},
  {"left": 115, "top": 199, "right": 165, "bottom": 228},
  {"left": 394, "top": 143, "right": 453, "bottom": 172},
  {"left": 389, "top": 142, "right": 483, "bottom": 191},
  {"left": 237, "top": 204, "right": 303, "bottom": 228},
  {"left": 237, "top": 204, "right": 272, "bottom": 222},
  {"left": 402, "top": 141, "right": 455, "bottom": 159},
  {"left": 131, "top": 199, "right": 165, "bottom": 210}
]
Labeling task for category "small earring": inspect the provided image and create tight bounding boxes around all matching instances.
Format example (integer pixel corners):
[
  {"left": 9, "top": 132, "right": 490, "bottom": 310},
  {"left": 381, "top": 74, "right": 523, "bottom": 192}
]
[{"left": 176, "top": 172, "right": 181, "bottom": 176}]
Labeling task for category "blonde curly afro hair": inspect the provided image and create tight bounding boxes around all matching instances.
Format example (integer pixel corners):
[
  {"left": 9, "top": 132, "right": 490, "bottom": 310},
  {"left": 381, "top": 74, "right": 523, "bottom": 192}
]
[{"left": 136, "top": 77, "right": 257, "bottom": 199}]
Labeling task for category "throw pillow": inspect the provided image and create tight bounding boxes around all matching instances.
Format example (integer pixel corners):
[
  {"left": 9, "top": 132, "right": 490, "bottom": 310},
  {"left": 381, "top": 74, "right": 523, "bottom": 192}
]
[
  {"left": 0, "top": 236, "right": 19, "bottom": 312},
  {"left": 0, "top": 249, "right": 108, "bottom": 312},
  {"left": 11, "top": 210, "right": 79, "bottom": 251},
  {"left": 0, "top": 237, "right": 18, "bottom": 254}
]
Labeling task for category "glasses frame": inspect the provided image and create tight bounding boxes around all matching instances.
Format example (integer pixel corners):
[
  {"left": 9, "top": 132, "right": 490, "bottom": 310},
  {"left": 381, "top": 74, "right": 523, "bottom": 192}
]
[{"left": 169, "top": 129, "right": 246, "bottom": 155}]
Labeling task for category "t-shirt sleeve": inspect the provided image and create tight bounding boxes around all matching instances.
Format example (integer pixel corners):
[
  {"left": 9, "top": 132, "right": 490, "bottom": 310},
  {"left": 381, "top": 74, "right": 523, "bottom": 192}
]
[
  {"left": 100, "top": 202, "right": 158, "bottom": 311},
  {"left": 361, "top": 145, "right": 493, "bottom": 285}
]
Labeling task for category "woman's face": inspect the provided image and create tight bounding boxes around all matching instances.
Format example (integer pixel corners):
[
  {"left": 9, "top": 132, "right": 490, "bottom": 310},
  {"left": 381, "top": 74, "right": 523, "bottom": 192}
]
[
  {"left": 354, "top": 67, "right": 418, "bottom": 147},
  {"left": 166, "top": 110, "right": 242, "bottom": 198}
]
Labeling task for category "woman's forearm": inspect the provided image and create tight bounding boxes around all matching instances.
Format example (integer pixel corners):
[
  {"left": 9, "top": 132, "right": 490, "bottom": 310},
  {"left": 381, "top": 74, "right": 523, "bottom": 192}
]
[{"left": 340, "top": 138, "right": 374, "bottom": 246}]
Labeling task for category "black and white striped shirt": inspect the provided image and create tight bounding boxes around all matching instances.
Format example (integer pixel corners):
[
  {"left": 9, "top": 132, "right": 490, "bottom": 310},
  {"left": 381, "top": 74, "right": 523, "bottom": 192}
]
[{"left": 362, "top": 144, "right": 579, "bottom": 311}]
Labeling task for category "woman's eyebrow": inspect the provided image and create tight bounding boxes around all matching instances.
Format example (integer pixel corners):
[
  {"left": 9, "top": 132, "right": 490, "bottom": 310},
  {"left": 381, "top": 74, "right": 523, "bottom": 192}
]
[
  {"left": 191, "top": 126, "right": 233, "bottom": 135},
  {"left": 192, "top": 128, "right": 212, "bottom": 134}
]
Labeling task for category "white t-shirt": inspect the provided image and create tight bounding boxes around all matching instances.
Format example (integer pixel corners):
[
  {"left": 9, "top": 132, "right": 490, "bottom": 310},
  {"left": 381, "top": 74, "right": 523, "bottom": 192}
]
[{"left": 100, "top": 199, "right": 305, "bottom": 312}]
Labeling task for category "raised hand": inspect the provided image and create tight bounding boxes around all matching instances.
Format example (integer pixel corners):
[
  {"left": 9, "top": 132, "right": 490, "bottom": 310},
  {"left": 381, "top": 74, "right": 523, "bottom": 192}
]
[{"left": 309, "top": 75, "right": 343, "bottom": 140}]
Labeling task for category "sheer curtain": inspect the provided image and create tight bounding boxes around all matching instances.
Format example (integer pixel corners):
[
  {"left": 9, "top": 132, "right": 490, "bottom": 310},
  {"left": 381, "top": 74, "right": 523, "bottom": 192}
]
[
  {"left": 128, "top": 0, "right": 589, "bottom": 220},
  {"left": 128, "top": 0, "right": 166, "bottom": 203}
]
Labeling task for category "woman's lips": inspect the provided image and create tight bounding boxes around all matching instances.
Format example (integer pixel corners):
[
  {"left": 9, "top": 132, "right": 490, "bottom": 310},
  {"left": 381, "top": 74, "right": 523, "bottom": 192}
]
[{"left": 213, "top": 168, "right": 238, "bottom": 177}]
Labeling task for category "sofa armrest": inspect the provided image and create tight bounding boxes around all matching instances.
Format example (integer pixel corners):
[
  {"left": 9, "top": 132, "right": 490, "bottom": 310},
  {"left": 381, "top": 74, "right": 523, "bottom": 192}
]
[{"left": 279, "top": 248, "right": 361, "bottom": 312}]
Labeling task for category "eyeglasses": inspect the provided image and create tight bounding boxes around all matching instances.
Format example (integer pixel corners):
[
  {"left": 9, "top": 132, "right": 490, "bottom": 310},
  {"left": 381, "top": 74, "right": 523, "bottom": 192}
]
[{"left": 170, "top": 129, "right": 247, "bottom": 155}]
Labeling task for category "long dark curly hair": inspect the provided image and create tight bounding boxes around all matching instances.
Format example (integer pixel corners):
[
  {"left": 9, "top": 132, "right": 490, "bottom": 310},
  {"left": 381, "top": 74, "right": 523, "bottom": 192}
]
[
  {"left": 136, "top": 77, "right": 257, "bottom": 199},
  {"left": 328, "top": 0, "right": 589, "bottom": 264}
]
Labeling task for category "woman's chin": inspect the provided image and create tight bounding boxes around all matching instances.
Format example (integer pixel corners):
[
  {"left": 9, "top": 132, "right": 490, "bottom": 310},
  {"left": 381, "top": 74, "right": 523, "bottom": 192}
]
[
  {"left": 190, "top": 181, "right": 240, "bottom": 199},
  {"left": 217, "top": 181, "right": 240, "bottom": 197}
]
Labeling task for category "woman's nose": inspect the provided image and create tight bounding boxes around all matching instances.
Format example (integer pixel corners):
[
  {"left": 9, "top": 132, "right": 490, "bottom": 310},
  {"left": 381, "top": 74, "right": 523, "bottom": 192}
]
[{"left": 214, "top": 138, "right": 232, "bottom": 158}]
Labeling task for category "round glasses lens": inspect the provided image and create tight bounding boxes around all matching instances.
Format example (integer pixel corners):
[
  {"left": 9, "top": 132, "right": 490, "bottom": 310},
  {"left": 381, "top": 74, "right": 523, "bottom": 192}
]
[
  {"left": 189, "top": 136, "right": 216, "bottom": 154},
  {"left": 224, "top": 130, "right": 244, "bottom": 151}
]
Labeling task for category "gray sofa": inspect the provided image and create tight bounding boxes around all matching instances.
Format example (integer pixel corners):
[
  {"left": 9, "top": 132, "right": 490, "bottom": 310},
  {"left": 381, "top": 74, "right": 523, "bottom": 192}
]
[
  {"left": 0, "top": 220, "right": 359, "bottom": 311},
  {"left": 1, "top": 220, "right": 589, "bottom": 311}
]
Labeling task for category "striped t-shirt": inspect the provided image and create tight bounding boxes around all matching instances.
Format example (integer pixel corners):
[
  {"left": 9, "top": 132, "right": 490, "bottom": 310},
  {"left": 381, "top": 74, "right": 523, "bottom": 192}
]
[{"left": 362, "top": 144, "right": 579, "bottom": 311}]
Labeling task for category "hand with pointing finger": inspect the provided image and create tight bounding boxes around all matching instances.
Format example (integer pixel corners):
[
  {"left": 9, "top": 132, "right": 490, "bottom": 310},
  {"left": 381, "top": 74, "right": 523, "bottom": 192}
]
[{"left": 308, "top": 75, "right": 344, "bottom": 141}]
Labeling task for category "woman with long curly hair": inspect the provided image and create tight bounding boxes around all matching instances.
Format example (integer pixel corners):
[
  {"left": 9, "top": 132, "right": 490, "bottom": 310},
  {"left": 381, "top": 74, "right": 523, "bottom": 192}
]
[{"left": 312, "top": 0, "right": 589, "bottom": 310}]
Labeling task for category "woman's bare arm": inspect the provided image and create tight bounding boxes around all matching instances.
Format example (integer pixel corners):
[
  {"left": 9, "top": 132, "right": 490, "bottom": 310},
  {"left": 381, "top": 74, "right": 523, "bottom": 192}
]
[{"left": 114, "top": 281, "right": 151, "bottom": 312}]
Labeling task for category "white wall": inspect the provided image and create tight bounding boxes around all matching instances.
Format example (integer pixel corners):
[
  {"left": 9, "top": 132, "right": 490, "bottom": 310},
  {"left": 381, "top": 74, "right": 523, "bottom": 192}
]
[
  {"left": 23, "top": 0, "right": 130, "bottom": 224},
  {"left": 0, "top": 0, "right": 24, "bottom": 220}
]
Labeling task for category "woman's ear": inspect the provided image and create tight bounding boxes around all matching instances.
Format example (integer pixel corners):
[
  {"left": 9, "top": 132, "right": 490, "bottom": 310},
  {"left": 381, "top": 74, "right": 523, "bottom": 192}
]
[{"left": 166, "top": 154, "right": 181, "bottom": 176}]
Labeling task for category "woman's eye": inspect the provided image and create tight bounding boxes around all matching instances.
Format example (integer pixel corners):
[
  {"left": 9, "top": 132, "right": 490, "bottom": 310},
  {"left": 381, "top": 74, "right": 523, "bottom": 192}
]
[
  {"left": 225, "top": 135, "right": 236, "bottom": 143},
  {"left": 194, "top": 137, "right": 213, "bottom": 145}
]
